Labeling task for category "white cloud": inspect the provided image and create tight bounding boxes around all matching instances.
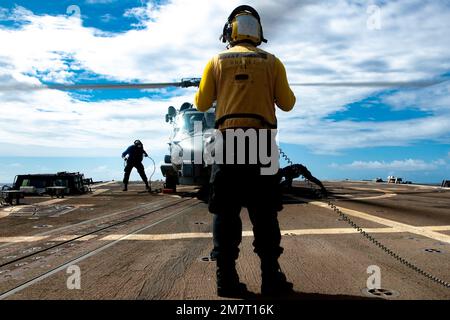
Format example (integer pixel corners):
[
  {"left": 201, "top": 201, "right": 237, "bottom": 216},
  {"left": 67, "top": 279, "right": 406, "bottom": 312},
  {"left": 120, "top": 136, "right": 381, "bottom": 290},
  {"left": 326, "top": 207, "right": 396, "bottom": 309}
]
[
  {"left": 0, "top": 77, "right": 195, "bottom": 156},
  {"left": 0, "top": 70, "right": 197, "bottom": 157},
  {"left": 0, "top": 0, "right": 450, "bottom": 157},
  {"left": 100, "top": 14, "right": 116, "bottom": 23},
  {"left": 278, "top": 113, "right": 450, "bottom": 154},
  {"left": 333, "top": 158, "right": 447, "bottom": 171},
  {"left": 0, "top": 8, "right": 8, "bottom": 20},
  {"left": 3, "top": 1, "right": 449, "bottom": 84}
]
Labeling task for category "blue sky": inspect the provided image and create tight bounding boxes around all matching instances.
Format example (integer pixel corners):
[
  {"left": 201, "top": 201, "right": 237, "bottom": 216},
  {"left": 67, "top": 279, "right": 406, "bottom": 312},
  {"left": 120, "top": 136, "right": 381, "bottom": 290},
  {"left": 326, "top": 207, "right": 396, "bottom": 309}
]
[{"left": 0, "top": 0, "right": 449, "bottom": 184}]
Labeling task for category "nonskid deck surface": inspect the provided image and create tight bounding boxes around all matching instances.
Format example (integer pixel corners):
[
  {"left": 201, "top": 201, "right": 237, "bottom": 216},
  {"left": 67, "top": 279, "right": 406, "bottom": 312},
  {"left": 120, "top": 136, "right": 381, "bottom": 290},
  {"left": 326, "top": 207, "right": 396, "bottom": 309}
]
[{"left": 0, "top": 181, "right": 449, "bottom": 300}]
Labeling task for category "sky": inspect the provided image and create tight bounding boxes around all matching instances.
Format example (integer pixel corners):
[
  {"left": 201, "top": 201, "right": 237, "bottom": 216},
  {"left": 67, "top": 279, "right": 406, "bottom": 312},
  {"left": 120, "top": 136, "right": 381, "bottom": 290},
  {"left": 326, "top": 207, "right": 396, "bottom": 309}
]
[{"left": 0, "top": 0, "right": 449, "bottom": 184}]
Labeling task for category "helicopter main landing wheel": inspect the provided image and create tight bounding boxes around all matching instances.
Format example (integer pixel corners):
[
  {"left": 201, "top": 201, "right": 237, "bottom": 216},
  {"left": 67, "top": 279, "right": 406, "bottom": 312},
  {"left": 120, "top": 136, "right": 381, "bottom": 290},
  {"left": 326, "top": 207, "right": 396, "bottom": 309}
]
[{"left": 164, "top": 175, "right": 177, "bottom": 193}]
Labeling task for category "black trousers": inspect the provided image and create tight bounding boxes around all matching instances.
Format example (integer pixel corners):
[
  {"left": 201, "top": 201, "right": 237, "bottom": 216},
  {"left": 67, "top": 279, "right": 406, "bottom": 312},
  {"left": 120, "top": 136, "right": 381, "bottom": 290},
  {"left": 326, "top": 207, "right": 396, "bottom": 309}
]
[
  {"left": 209, "top": 130, "right": 283, "bottom": 263},
  {"left": 123, "top": 161, "right": 148, "bottom": 185},
  {"left": 211, "top": 197, "right": 283, "bottom": 262}
]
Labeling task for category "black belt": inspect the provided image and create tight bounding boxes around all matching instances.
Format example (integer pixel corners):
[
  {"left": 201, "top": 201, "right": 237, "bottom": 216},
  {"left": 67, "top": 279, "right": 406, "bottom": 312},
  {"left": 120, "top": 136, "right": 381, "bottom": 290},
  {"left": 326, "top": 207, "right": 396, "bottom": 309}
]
[{"left": 215, "top": 113, "right": 277, "bottom": 129}]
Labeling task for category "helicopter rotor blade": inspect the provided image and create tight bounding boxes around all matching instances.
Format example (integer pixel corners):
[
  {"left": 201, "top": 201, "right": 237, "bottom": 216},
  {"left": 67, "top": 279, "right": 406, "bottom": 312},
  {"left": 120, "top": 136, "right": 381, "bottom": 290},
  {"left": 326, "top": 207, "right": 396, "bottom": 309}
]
[
  {"left": 290, "top": 80, "right": 445, "bottom": 88},
  {"left": 0, "top": 78, "right": 201, "bottom": 92},
  {"left": 48, "top": 82, "right": 182, "bottom": 90},
  {"left": 0, "top": 78, "right": 445, "bottom": 92},
  {"left": 0, "top": 82, "right": 181, "bottom": 92}
]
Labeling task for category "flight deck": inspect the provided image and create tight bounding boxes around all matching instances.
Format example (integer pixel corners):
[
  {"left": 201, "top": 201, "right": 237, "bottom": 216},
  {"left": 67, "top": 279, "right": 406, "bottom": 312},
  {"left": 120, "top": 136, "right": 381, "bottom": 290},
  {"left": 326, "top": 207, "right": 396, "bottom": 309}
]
[{"left": 0, "top": 180, "right": 449, "bottom": 300}]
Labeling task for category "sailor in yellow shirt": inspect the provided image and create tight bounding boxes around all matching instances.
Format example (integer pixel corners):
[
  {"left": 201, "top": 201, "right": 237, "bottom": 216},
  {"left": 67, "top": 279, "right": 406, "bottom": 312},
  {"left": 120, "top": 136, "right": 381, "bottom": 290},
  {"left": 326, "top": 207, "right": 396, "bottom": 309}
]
[
  {"left": 194, "top": 5, "right": 296, "bottom": 298},
  {"left": 195, "top": 32, "right": 295, "bottom": 130}
]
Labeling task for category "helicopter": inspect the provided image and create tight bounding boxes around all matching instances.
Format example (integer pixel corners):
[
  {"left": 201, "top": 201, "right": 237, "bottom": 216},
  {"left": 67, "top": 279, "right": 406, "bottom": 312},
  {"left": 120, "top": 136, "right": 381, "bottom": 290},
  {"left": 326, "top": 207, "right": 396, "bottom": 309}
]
[
  {"left": 159, "top": 100, "right": 330, "bottom": 195},
  {"left": 160, "top": 100, "right": 216, "bottom": 192}
]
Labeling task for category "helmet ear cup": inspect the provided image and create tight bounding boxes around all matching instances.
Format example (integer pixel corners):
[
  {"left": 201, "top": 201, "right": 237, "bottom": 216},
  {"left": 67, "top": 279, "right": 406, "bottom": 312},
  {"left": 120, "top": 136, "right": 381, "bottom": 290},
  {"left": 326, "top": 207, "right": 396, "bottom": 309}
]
[{"left": 222, "top": 22, "right": 232, "bottom": 43}]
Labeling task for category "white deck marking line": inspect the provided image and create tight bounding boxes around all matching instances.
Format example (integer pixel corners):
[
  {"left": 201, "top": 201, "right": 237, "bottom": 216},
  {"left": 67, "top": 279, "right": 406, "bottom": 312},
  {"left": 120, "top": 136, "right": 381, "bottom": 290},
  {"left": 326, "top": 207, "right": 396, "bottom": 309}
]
[
  {"left": 175, "top": 186, "right": 198, "bottom": 191},
  {"left": 0, "top": 201, "right": 198, "bottom": 300},
  {"left": 49, "top": 204, "right": 95, "bottom": 218},
  {"left": 338, "top": 187, "right": 397, "bottom": 200},
  {"left": 99, "top": 228, "right": 399, "bottom": 241},
  {"left": 340, "top": 193, "right": 397, "bottom": 201},
  {"left": 91, "top": 189, "right": 109, "bottom": 195},
  {"left": 51, "top": 235, "right": 98, "bottom": 241},
  {"left": 101, "top": 232, "right": 212, "bottom": 241},
  {"left": 0, "top": 198, "right": 173, "bottom": 249},
  {"left": 35, "top": 199, "right": 67, "bottom": 206},
  {"left": 0, "top": 212, "right": 10, "bottom": 218},
  {"left": 48, "top": 208, "right": 78, "bottom": 218},
  {"left": 3, "top": 225, "right": 450, "bottom": 243},
  {"left": 90, "top": 181, "right": 116, "bottom": 189},
  {"left": 95, "top": 226, "right": 450, "bottom": 241},
  {"left": 0, "top": 236, "right": 50, "bottom": 243},
  {"left": 422, "top": 226, "right": 450, "bottom": 231},
  {"left": 0, "top": 199, "right": 68, "bottom": 218},
  {"left": 306, "top": 200, "right": 450, "bottom": 244}
]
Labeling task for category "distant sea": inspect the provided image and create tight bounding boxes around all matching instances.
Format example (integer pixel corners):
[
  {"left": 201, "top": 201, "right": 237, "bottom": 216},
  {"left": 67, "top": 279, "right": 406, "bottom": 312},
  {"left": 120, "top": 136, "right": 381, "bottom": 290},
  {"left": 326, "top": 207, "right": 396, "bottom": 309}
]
[{"left": 344, "top": 179, "right": 442, "bottom": 186}]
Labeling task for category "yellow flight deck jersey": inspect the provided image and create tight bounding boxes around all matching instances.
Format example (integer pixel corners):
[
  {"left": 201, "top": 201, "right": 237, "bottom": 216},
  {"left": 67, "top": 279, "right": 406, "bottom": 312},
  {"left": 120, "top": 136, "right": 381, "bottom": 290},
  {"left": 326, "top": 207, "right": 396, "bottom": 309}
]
[{"left": 195, "top": 43, "right": 296, "bottom": 130}]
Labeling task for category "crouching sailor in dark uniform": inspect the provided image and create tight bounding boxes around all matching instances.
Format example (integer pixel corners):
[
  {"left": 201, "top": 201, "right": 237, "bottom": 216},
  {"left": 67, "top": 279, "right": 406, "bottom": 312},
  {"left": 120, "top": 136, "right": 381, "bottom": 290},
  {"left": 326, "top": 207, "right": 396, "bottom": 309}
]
[
  {"left": 122, "top": 140, "right": 150, "bottom": 192},
  {"left": 280, "top": 164, "right": 328, "bottom": 197},
  {"left": 194, "top": 6, "right": 296, "bottom": 297}
]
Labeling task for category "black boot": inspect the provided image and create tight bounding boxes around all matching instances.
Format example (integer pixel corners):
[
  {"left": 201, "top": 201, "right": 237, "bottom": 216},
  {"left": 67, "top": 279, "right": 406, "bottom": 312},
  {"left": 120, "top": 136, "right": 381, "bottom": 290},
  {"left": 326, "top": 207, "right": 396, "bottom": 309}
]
[
  {"left": 122, "top": 184, "right": 128, "bottom": 192},
  {"left": 261, "top": 259, "right": 294, "bottom": 296},
  {"left": 216, "top": 260, "right": 248, "bottom": 298}
]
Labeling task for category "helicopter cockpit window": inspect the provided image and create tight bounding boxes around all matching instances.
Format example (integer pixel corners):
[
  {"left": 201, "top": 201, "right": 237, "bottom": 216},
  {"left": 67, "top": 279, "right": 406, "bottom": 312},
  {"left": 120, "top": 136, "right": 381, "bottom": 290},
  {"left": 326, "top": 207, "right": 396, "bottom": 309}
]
[
  {"left": 183, "top": 112, "right": 205, "bottom": 132},
  {"left": 204, "top": 112, "right": 216, "bottom": 129}
]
